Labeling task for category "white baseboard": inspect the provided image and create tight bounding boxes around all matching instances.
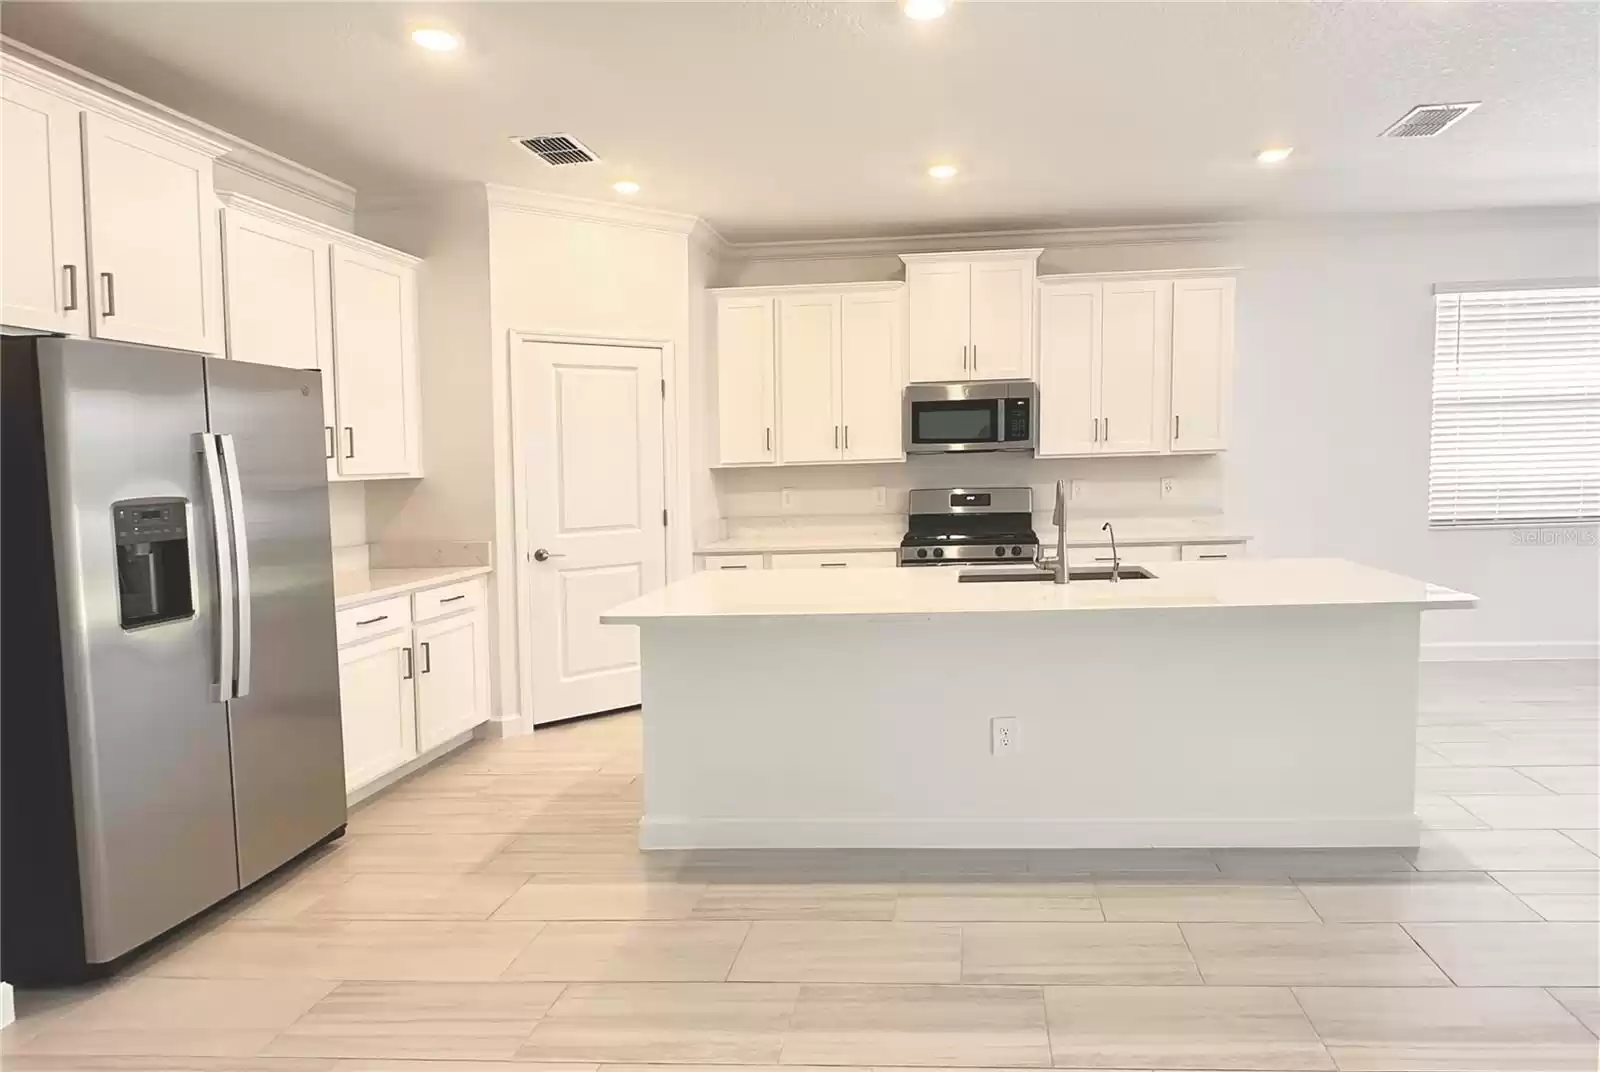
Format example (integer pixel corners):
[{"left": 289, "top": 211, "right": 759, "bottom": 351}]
[
  {"left": 639, "top": 816, "right": 1421, "bottom": 851},
  {"left": 1421, "top": 641, "right": 1600, "bottom": 662},
  {"left": 480, "top": 715, "right": 530, "bottom": 739},
  {"left": 1, "top": 981, "right": 14, "bottom": 1030}
]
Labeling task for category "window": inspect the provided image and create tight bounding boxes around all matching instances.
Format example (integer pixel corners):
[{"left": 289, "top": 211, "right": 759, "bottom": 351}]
[{"left": 1428, "top": 285, "right": 1600, "bottom": 528}]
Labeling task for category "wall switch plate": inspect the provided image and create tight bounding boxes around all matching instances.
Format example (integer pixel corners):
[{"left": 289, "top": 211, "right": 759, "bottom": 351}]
[
  {"left": 1161, "top": 477, "right": 1176, "bottom": 500},
  {"left": 873, "top": 485, "right": 888, "bottom": 509},
  {"left": 991, "top": 716, "right": 1018, "bottom": 757},
  {"left": 1069, "top": 480, "right": 1086, "bottom": 501},
  {"left": 780, "top": 488, "right": 795, "bottom": 512}
]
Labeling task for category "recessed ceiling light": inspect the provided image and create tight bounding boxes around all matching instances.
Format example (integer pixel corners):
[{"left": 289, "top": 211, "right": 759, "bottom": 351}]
[
  {"left": 928, "top": 164, "right": 958, "bottom": 180},
  {"left": 411, "top": 27, "right": 460, "bottom": 52},
  {"left": 902, "top": 0, "right": 952, "bottom": 21},
  {"left": 613, "top": 180, "right": 640, "bottom": 195},
  {"left": 1256, "top": 147, "right": 1294, "bottom": 165}
]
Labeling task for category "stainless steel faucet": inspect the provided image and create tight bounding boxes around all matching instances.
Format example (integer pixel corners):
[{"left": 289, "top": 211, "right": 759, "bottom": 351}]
[
  {"left": 1039, "top": 479, "right": 1069, "bottom": 584},
  {"left": 1102, "top": 521, "right": 1120, "bottom": 582}
]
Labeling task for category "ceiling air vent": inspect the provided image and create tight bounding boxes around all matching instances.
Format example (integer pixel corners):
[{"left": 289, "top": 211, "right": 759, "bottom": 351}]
[
  {"left": 1380, "top": 102, "right": 1481, "bottom": 139},
  {"left": 515, "top": 134, "right": 599, "bottom": 166}
]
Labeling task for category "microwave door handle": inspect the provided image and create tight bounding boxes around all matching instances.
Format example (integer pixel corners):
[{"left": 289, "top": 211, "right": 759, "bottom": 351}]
[
  {"left": 196, "top": 434, "right": 235, "bottom": 701},
  {"left": 217, "top": 433, "right": 253, "bottom": 698}
]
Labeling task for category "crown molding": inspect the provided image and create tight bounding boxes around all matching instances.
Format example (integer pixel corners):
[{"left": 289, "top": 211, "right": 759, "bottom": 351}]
[
  {"left": 485, "top": 183, "right": 703, "bottom": 236},
  {"left": 729, "top": 221, "right": 1240, "bottom": 263},
  {"left": 1, "top": 38, "right": 356, "bottom": 215},
  {"left": 710, "top": 280, "right": 905, "bottom": 297},
  {"left": 900, "top": 248, "right": 1044, "bottom": 265},
  {"left": 218, "top": 192, "right": 420, "bottom": 265}
]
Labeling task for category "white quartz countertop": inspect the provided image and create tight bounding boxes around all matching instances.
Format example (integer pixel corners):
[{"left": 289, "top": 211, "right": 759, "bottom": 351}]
[
  {"left": 603, "top": 557, "right": 1475, "bottom": 623},
  {"left": 335, "top": 565, "right": 492, "bottom": 608},
  {"left": 698, "top": 518, "right": 1249, "bottom": 555}
]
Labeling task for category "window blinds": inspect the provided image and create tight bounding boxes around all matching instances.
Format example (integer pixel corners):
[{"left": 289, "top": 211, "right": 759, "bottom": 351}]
[{"left": 1428, "top": 286, "right": 1600, "bottom": 528}]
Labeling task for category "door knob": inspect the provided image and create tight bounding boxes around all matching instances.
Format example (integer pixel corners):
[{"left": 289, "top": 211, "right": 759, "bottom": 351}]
[{"left": 533, "top": 548, "right": 565, "bottom": 562}]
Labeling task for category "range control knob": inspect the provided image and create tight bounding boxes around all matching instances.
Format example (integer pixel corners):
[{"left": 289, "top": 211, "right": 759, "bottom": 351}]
[
  {"left": 1011, "top": 545, "right": 1023, "bottom": 556},
  {"left": 916, "top": 548, "right": 928, "bottom": 559},
  {"left": 932, "top": 548, "right": 945, "bottom": 559},
  {"left": 994, "top": 546, "right": 1007, "bottom": 557}
]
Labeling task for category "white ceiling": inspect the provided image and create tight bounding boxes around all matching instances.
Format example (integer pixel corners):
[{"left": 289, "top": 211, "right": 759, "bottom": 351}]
[{"left": 4, "top": 1, "right": 1595, "bottom": 243}]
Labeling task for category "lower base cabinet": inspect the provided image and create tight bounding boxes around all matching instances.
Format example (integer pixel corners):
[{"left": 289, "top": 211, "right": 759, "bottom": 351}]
[{"left": 337, "top": 577, "right": 490, "bottom": 796}]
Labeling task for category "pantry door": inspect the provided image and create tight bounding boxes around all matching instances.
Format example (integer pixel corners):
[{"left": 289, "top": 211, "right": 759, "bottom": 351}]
[{"left": 517, "top": 338, "right": 666, "bottom": 725}]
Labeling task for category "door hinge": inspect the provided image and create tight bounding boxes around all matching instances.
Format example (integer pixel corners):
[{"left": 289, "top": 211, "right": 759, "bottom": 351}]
[{"left": 662, "top": 508, "right": 669, "bottom": 526}]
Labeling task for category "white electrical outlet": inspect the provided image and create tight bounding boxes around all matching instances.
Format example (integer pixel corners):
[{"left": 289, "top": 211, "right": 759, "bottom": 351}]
[
  {"left": 1161, "top": 477, "right": 1176, "bottom": 500},
  {"left": 873, "top": 485, "right": 888, "bottom": 509},
  {"left": 991, "top": 716, "right": 1018, "bottom": 756},
  {"left": 1069, "top": 480, "right": 1086, "bottom": 502},
  {"left": 780, "top": 488, "right": 796, "bottom": 512}
]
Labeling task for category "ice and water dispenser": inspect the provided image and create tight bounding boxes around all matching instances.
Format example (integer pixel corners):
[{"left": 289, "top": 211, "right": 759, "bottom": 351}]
[{"left": 111, "top": 498, "right": 194, "bottom": 629}]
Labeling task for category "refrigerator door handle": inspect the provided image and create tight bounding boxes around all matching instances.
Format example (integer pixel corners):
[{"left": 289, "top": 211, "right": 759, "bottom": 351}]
[
  {"left": 217, "top": 433, "right": 253, "bottom": 698},
  {"left": 196, "top": 433, "right": 236, "bottom": 701}
]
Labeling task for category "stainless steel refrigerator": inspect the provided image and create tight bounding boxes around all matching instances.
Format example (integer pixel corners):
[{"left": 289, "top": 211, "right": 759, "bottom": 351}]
[{"left": 2, "top": 336, "right": 346, "bottom": 984}]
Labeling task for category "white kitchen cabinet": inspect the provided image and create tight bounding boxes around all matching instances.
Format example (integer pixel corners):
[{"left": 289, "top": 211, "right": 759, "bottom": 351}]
[
  {"left": 715, "top": 294, "right": 777, "bottom": 465},
  {"left": 413, "top": 611, "right": 490, "bottom": 753},
  {"left": 82, "top": 111, "right": 223, "bottom": 354},
  {"left": 1036, "top": 283, "right": 1100, "bottom": 456},
  {"left": 1180, "top": 542, "right": 1246, "bottom": 561},
  {"left": 1169, "top": 276, "right": 1236, "bottom": 453},
  {"left": 1, "top": 75, "right": 87, "bottom": 335},
  {"left": 337, "top": 628, "right": 418, "bottom": 793},
  {"left": 1078, "top": 543, "right": 1181, "bottom": 566},
  {"left": 769, "top": 551, "right": 898, "bottom": 569},
  {"left": 777, "top": 293, "right": 841, "bottom": 465},
  {"left": 696, "top": 553, "right": 767, "bottom": 572},
  {"left": 1098, "top": 280, "right": 1170, "bottom": 455},
  {"left": 902, "top": 250, "right": 1041, "bottom": 383},
  {"left": 331, "top": 243, "right": 421, "bottom": 478},
  {"left": 840, "top": 288, "right": 906, "bottom": 462}
]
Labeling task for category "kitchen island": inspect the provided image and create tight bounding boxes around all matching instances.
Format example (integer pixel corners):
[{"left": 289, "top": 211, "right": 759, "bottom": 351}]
[{"left": 602, "top": 559, "right": 1475, "bottom": 851}]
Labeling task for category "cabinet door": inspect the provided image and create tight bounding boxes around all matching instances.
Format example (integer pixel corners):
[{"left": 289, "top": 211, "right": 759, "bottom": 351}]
[
  {"left": 840, "top": 289, "right": 905, "bottom": 462},
  {"left": 769, "top": 551, "right": 898, "bottom": 569},
  {"left": 337, "top": 631, "right": 417, "bottom": 793},
  {"left": 1, "top": 77, "right": 87, "bottom": 335},
  {"left": 906, "top": 262, "right": 971, "bottom": 382},
  {"left": 81, "top": 112, "right": 222, "bottom": 353},
  {"left": 1036, "top": 283, "right": 1100, "bottom": 457},
  {"left": 776, "top": 292, "right": 841, "bottom": 464},
  {"left": 1169, "top": 276, "right": 1235, "bottom": 453},
  {"left": 1097, "top": 280, "right": 1170, "bottom": 455},
  {"left": 715, "top": 295, "right": 777, "bottom": 464},
  {"left": 222, "top": 208, "right": 338, "bottom": 471},
  {"left": 969, "top": 259, "right": 1033, "bottom": 379},
  {"left": 696, "top": 553, "right": 766, "bottom": 572},
  {"left": 414, "top": 612, "right": 489, "bottom": 754},
  {"left": 331, "top": 244, "right": 419, "bottom": 476}
]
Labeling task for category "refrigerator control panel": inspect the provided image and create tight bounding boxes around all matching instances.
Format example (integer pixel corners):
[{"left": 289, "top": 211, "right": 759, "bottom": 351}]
[{"left": 112, "top": 497, "right": 194, "bottom": 630}]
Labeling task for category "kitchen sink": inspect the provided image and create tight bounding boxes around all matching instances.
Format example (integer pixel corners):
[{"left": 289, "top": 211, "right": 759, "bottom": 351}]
[{"left": 958, "top": 565, "right": 1156, "bottom": 583}]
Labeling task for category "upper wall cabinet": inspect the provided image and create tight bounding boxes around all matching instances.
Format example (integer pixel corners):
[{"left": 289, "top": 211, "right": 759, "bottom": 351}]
[
  {"left": 1168, "top": 276, "right": 1236, "bottom": 453},
  {"left": 221, "top": 195, "right": 422, "bottom": 480},
  {"left": 714, "top": 283, "right": 905, "bottom": 467},
  {"left": 902, "top": 249, "right": 1041, "bottom": 383},
  {"left": 1, "top": 57, "right": 226, "bottom": 352}
]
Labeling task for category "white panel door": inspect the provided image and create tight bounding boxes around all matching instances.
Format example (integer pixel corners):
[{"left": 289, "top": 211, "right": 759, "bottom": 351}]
[
  {"left": 331, "top": 244, "right": 418, "bottom": 476},
  {"left": 1097, "top": 280, "right": 1170, "bottom": 455},
  {"left": 81, "top": 112, "right": 221, "bottom": 353},
  {"left": 520, "top": 339, "right": 666, "bottom": 724},
  {"left": 1037, "top": 283, "right": 1101, "bottom": 457},
  {"left": 1169, "top": 276, "right": 1235, "bottom": 453},
  {"left": 715, "top": 295, "right": 776, "bottom": 464},
  {"left": 1, "top": 78, "right": 87, "bottom": 335},
  {"left": 969, "top": 259, "right": 1032, "bottom": 379},
  {"left": 907, "top": 262, "right": 971, "bottom": 382},
  {"left": 840, "top": 289, "right": 905, "bottom": 462},
  {"left": 777, "top": 293, "right": 841, "bottom": 464},
  {"left": 222, "top": 208, "right": 338, "bottom": 469},
  {"left": 337, "top": 631, "right": 417, "bottom": 792},
  {"left": 414, "top": 612, "right": 490, "bottom": 752}
]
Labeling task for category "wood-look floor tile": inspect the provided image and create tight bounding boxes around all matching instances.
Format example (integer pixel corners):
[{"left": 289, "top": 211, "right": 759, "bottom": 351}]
[
  {"left": 782, "top": 983, "right": 1051, "bottom": 1067},
  {"left": 492, "top": 880, "right": 708, "bottom": 921},
  {"left": 1180, "top": 923, "right": 1450, "bottom": 985},
  {"left": 1563, "top": 828, "right": 1600, "bottom": 853},
  {"left": 1042, "top": 985, "right": 1332, "bottom": 1070},
  {"left": 1296, "top": 873, "right": 1541, "bottom": 922},
  {"left": 962, "top": 923, "right": 1200, "bottom": 985},
  {"left": 1518, "top": 894, "right": 1600, "bottom": 920},
  {"left": 1027, "top": 849, "right": 1218, "bottom": 876},
  {"left": 691, "top": 882, "right": 898, "bottom": 921},
  {"left": 331, "top": 1062, "right": 595, "bottom": 1072},
  {"left": 1294, "top": 985, "right": 1600, "bottom": 1071},
  {"left": 729, "top": 921, "right": 961, "bottom": 983},
  {"left": 0, "top": 1059, "right": 335, "bottom": 1071},
  {"left": 1210, "top": 849, "right": 1417, "bottom": 878},
  {"left": 516, "top": 983, "right": 799, "bottom": 1064},
  {"left": 315, "top": 920, "right": 546, "bottom": 981},
  {"left": 895, "top": 882, "right": 1101, "bottom": 922},
  {"left": 325, "top": 834, "right": 513, "bottom": 873},
  {"left": 1517, "top": 766, "right": 1600, "bottom": 794},
  {"left": 264, "top": 980, "right": 564, "bottom": 1061},
  {"left": 1453, "top": 795, "right": 1600, "bottom": 830},
  {"left": 1096, "top": 882, "right": 1319, "bottom": 922},
  {"left": 1548, "top": 987, "right": 1600, "bottom": 1035},
  {"left": 1489, "top": 870, "right": 1600, "bottom": 895},
  {"left": 297, "top": 872, "right": 528, "bottom": 920},
  {"left": 500, "top": 921, "right": 749, "bottom": 981},
  {"left": 1404, "top": 922, "right": 1600, "bottom": 986},
  {"left": 1433, "top": 739, "right": 1600, "bottom": 767},
  {"left": 1408, "top": 830, "right": 1600, "bottom": 871},
  {"left": 1416, "top": 794, "right": 1493, "bottom": 830},
  {"left": 141, "top": 920, "right": 333, "bottom": 979},
  {"left": 1415, "top": 766, "right": 1554, "bottom": 795},
  {"left": 481, "top": 851, "right": 684, "bottom": 880}
]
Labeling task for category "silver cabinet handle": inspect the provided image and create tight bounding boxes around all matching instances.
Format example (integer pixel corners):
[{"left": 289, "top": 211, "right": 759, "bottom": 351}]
[
  {"left": 844, "top": 426, "right": 850, "bottom": 450},
  {"left": 1092, "top": 418, "right": 1098, "bottom": 443},
  {"left": 196, "top": 434, "right": 235, "bottom": 702},
  {"left": 1198, "top": 552, "right": 1229, "bottom": 560},
  {"left": 218, "top": 434, "right": 253, "bottom": 697},
  {"left": 972, "top": 344, "right": 977, "bottom": 369},
  {"left": 1103, "top": 417, "right": 1110, "bottom": 441},
  {"left": 533, "top": 548, "right": 566, "bottom": 562},
  {"left": 63, "top": 265, "right": 79, "bottom": 311},
  {"left": 765, "top": 427, "right": 772, "bottom": 453},
  {"left": 720, "top": 564, "right": 748, "bottom": 570},
  {"left": 343, "top": 427, "right": 355, "bottom": 459},
  {"left": 1174, "top": 414, "right": 1180, "bottom": 441},
  {"left": 356, "top": 614, "right": 389, "bottom": 626},
  {"left": 440, "top": 594, "right": 467, "bottom": 604},
  {"left": 834, "top": 425, "right": 839, "bottom": 448},
  {"left": 420, "top": 641, "right": 432, "bottom": 674},
  {"left": 100, "top": 272, "right": 116, "bottom": 316},
  {"left": 324, "top": 426, "right": 335, "bottom": 459},
  {"left": 962, "top": 344, "right": 968, "bottom": 370},
  {"left": 820, "top": 562, "right": 848, "bottom": 568},
  {"left": 402, "top": 646, "right": 414, "bottom": 680}
]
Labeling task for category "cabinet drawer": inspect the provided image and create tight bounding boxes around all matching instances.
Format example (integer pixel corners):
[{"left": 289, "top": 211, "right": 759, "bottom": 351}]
[
  {"left": 1079, "top": 544, "right": 1180, "bottom": 566},
  {"left": 697, "top": 553, "right": 767, "bottom": 572},
  {"left": 770, "top": 551, "right": 898, "bottom": 570},
  {"left": 336, "top": 595, "right": 412, "bottom": 647},
  {"left": 413, "top": 577, "right": 485, "bottom": 622},
  {"left": 1181, "top": 543, "right": 1245, "bottom": 562}
]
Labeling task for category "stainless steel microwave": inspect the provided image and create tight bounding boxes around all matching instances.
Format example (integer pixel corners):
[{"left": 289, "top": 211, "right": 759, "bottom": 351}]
[{"left": 903, "top": 380, "right": 1038, "bottom": 455}]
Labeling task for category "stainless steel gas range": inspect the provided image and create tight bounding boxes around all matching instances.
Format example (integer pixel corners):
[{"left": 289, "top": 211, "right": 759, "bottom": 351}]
[{"left": 898, "top": 486, "right": 1040, "bottom": 567}]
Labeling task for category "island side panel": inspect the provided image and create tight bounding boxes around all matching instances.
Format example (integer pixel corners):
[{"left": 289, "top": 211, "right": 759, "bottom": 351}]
[{"left": 636, "top": 604, "right": 1421, "bottom": 850}]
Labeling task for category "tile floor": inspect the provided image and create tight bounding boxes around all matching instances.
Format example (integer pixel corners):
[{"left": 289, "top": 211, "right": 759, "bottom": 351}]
[{"left": 4, "top": 659, "right": 1597, "bottom": 1071}]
